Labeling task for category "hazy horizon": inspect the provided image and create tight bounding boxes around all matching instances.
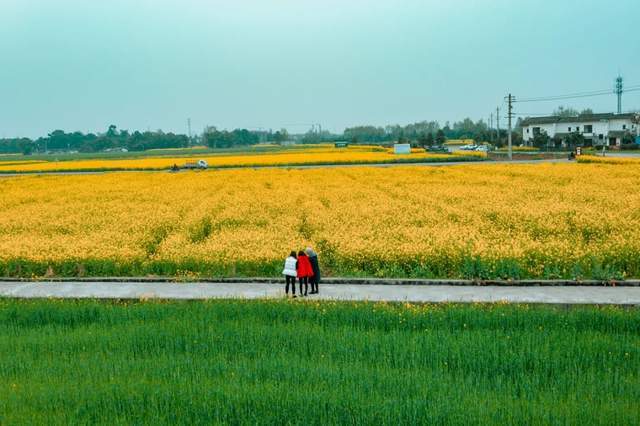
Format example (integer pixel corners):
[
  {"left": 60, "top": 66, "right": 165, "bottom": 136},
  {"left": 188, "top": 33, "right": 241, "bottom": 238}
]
[{"left": 1, "top": 0, "right": 639, "bottom": 139}]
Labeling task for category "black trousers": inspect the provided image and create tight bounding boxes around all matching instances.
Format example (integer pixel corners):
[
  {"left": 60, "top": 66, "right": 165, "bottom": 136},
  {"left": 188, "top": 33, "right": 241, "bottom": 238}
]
[
  {"left": 309, "top": 276, "right": 318, "bottom": 293},
  {"left": 285, "top": 276, "right": 296, "bottom": 294},
  {"left": 299, "top": 277, "right": 308, "bottom": 295}
]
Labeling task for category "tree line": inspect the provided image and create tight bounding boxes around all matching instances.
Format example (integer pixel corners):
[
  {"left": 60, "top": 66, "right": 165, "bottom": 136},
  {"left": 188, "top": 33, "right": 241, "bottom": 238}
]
[
  {"left": 343, "top": 118, "right": 520, "bottom": 147},
  {"left": 201, "top": 127, "right": 291, "bottom": 148},
  {"left": 0, "top": 117, "right": 523, "bottom": 154},
  {"left": 0, "top": 125, "right": 189, "bottom": 154}
]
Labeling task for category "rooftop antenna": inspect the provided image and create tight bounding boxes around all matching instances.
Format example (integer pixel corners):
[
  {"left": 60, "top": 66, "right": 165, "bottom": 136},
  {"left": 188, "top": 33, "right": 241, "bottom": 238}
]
[{"left": 615, "top": 74, "right": 624, "bottom": 114}]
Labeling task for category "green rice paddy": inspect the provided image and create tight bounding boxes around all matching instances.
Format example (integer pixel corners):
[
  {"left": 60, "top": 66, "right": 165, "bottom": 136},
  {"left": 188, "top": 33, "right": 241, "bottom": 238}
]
[{"left": 0, "top": 300, "right": 638, "bottom": 424}]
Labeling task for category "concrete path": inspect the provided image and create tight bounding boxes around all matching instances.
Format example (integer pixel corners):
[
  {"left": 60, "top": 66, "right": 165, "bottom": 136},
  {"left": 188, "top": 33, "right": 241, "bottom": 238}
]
[{"left": 1, "top": 282, "right": 639, "bottom": 305}]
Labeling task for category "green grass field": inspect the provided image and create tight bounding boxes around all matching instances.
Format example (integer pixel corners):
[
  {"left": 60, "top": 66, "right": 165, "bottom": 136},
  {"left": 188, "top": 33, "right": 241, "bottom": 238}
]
[{"left": 0, "top": 300, "right": 637, "bottom": 424}]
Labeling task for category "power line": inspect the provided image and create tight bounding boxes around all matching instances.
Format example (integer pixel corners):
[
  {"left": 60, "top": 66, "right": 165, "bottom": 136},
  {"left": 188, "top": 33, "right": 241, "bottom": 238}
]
[
  {"left": 518, "top": 90, "right": 610, "bottom": 103},
  {"left": 514, "top": 88, "right": 640, "bottom": 116},
  {"left": 516, "top": 84, "right": 640, "bottom": 103},
  {"left": 513, "top": 112, "right": 554, "bottom": 116}
]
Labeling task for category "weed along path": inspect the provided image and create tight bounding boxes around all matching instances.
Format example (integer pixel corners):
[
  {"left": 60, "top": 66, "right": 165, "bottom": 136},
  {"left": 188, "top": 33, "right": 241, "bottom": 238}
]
[{"left": 1, "top": 282, "right": 640, "bottom": 305}]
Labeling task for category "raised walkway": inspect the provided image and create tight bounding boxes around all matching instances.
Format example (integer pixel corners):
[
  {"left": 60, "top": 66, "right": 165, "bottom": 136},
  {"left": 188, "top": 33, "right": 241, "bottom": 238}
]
[{"left": 1, "top": 281, "right": 639, "bottom": 305}]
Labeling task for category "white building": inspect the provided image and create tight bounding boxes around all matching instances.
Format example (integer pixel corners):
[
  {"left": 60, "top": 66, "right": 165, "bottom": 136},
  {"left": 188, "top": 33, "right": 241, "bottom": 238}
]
[{"left": 521, "top": 113, "right": 640, "bottom": 147}]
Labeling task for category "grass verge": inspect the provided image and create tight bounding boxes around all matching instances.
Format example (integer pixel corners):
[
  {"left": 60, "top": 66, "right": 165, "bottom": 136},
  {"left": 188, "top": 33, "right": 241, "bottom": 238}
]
[{"left": 1, "top": 252, "right": 638, "bottom": 280}]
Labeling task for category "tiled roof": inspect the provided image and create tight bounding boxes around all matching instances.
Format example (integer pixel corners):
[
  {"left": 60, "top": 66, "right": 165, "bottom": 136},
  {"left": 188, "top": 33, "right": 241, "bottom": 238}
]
[{"left": 521, "top": 113, "right": 637, "bottom": 126}]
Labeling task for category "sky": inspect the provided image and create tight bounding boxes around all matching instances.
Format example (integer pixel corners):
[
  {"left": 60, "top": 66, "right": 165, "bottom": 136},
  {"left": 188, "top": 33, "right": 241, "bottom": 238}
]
[{"left": 1, "top": 0, "right": 639, "bottom": 138}]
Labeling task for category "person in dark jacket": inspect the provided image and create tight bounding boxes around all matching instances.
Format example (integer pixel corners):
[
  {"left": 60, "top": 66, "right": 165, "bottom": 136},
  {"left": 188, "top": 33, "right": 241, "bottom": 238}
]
[
  {"left": 296, "top": 250, "right": 314, "bottom": 297},
  {"left": 305, "top": 247, "right": 321, "bottom": 294}
]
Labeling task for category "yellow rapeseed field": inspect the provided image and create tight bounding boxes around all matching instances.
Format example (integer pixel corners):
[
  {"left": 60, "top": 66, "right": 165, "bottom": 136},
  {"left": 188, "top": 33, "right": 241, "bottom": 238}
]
[
  {"left": 0, "top": 146, "right": 481, "bottom": 173},
  {"left": 0, "top": 162, "right": 638, "bottom": 279},
  {"left": 577, "top": 155, "right": 640, "bottom": 165}
]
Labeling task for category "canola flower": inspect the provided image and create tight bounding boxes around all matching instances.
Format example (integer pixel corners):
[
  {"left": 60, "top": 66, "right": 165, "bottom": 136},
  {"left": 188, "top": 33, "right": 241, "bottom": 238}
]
[
  {"left": 0, "top": 162, "right": 638, "bottom": 279},
  {"left": 577, "top": 155, "right": 640, "bottom": 165},
  {"left": 0, "top": 146, "right": 481, "bottom": 173}
]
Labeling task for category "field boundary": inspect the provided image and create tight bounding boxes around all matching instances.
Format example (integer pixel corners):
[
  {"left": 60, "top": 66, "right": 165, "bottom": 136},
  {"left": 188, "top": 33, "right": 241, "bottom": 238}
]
[{"left": 1, "top": 277, "right": 638, "bottom": 287}]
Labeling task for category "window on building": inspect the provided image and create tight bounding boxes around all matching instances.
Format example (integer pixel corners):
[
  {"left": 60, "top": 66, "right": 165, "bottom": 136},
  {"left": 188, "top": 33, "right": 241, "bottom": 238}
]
[
  {"left": 533, "top": 127, "right": 541, "bottom": 136},
  {"left": 584, "top": 125, "right": 593, "bottom": 133},
  {"left": 526, "top": 128, "right": 530, "bottom": 133},
  {"left": 576, "top": 126, "right": 580, "bottom": 132},
  {"left": 623, "top": 125, "right": 627, "bottom": 130},
  {"left": 568, "top": 127, "right": 572, "bottom": 132}
]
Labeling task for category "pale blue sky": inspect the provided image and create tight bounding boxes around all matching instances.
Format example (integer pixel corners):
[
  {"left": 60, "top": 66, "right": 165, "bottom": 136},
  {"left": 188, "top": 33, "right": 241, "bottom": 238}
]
[{"left": 1, "top": 0, "right": 638, "bottom": 138}]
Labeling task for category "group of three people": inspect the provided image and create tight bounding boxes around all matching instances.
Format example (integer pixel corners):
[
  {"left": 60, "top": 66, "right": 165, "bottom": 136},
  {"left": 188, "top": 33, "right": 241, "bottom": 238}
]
[{"left": 282, "top": 247, "right": 321, "bottom": 297}]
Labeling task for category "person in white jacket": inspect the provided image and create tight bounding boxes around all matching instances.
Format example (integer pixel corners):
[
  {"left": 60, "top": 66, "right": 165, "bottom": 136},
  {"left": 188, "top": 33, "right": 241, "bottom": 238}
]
[{"left": 282, "top": 251, "right": 298, "bottom": 297}]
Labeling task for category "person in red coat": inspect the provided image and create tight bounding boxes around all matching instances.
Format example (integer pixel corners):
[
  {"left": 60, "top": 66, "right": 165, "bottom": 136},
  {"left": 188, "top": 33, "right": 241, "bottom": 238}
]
[{"left": 296, "top": 250, "right": 314, "bottom": 297}]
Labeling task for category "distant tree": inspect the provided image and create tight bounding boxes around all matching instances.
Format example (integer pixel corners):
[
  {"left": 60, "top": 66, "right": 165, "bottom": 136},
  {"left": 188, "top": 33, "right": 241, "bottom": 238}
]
[
  {"left": 273, "top": 129, "right": 289, "bottom": 144},
  {"left": 417, "top": 133, "right": 427, "bottom": 148},
  {"left": 435, "top": 129, "right": 446, "bottom": 145},
  {"left": 301, "top": 130, "right": 321, "bottom": 144},
  {"left": 425, "top": 132, "right": 435, "bottom": 147},
  {"left": 417, "top": 132, "right": 435, "bottom": 148},
  {"left": 106, "top": 125, "right": 118, "bottom": 137},
  {"left": 442, "top": 123, "right": 452, "bottom": 138},
  {"left": 202, "top": 126, "right": 259, "bottom": 149},
  {"left": 580, "top": 108, "right": 594, "bottom": 116},
  {"left": 531, "top": 131, "right": 550, "bottom": 149},
  {"left": 566, "top": 132, "right": 585, "bottom": 149},
  {"left": 622, "top": 132, "right": 635, "bottom": 145},
  {"left": 397, "top": 131, "right": 408, "bottom": 144},
  {"left": 1, "top": 127, "right": 191, "bottom": 154},
  {"left": 552, "top": 135, "right": 564, "bottom": 149},
  {"left": 343, "top": 121, "right": 440, "bottom": 144},
  {"left": 511, "top": 131, "right": 523, "bottom": 147},
  {"left": 344, "top": 125, "right": 388, "bottom": 143},
  {"left": 554, "top": 106, "right": 580, "bottom": 117},
  {"left": 0, "top": 137, "right": 35, "bottom": 154}
]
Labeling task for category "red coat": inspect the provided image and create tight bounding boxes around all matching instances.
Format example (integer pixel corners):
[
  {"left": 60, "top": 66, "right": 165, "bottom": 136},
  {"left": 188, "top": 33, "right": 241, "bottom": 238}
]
[{"left": 296, "top": 255, "right": 315, "bottom": 278}]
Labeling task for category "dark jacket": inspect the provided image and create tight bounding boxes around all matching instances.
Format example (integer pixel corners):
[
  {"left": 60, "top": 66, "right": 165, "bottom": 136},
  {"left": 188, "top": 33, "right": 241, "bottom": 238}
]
[{"left": 308, "top": 255, "right": 321, "bottom": 283}]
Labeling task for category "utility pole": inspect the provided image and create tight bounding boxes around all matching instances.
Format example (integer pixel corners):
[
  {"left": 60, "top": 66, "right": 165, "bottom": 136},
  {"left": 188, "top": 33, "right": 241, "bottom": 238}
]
[
  {"left": 615, "top": 75, "right": 624, "bottom": 114},
  {"left": 506, "top": 94, "right": 515, "bottom": 160},
  {"left": 496, "top": 107, "right": 500, "bottom": 146},
  {"left": 187, "top": 118, "right": 192, "bottom": 147},
  {"left": 489, "top": 113, "right": 493, "bottom": 142}
]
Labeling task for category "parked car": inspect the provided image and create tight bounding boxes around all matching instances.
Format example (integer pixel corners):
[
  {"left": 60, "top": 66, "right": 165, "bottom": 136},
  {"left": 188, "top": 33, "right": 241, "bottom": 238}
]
[
  {"left": 475, "top": 145, "right": 491, "bottom": 152},
  {"left": 428, "top": 145, "right": 448, "bottom": 153},
  {"left": 460, "top": 144, "right": 478, "bottom": 151}
]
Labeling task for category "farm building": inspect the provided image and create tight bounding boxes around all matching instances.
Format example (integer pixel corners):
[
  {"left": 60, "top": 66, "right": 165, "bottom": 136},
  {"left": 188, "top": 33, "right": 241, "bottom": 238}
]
[{"left": 521, "top": 113, "right": 640, "bottom": 147}]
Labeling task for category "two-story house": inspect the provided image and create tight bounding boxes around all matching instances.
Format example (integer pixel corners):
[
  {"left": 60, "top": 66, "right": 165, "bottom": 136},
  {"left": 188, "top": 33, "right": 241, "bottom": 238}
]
[{"left": 521, "top": 113, "right": 640, "bottom": 147}]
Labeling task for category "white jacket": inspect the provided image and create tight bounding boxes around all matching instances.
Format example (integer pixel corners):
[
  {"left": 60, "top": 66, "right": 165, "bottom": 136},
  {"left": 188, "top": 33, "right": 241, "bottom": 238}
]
[{"left": 282, "top": 256, "right": 297, "bottom": 277}]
